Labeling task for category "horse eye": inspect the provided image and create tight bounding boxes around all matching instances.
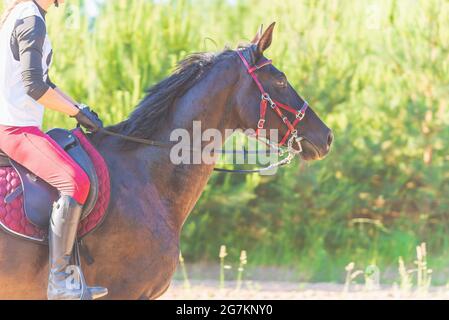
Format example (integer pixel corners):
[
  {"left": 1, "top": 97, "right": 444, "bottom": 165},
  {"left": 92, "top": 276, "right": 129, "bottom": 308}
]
[{"left": 276, "top": 78, "right": 287, "bottom": 88}]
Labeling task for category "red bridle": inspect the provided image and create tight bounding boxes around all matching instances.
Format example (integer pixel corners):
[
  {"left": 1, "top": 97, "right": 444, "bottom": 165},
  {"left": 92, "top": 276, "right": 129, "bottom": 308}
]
[{"left": 237, "top": 50, "right": 309, "bottom": 147}]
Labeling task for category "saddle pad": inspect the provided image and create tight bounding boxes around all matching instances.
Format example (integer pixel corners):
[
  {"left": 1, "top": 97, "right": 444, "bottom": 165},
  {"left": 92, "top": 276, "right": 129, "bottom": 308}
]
[{"left": 0, "top": 129, "right": 111, "bottom": 243}]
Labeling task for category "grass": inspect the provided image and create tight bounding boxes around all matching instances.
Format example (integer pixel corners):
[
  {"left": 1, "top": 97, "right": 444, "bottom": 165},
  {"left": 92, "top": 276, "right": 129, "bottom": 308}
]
[
  {"left": 168, "top": 242, "right": 448, "bottom": 299},
  {"left": 219, "top": 245, "right": 227, "bottom": 290},
  {"left": 236, "top": 250, "right": 248, "bottom": 290}
]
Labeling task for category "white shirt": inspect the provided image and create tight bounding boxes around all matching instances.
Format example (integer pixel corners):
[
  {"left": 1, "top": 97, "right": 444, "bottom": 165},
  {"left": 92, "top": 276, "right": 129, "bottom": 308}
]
[{"left": 0, "top": 1, "right": 52, "bottom": 127}]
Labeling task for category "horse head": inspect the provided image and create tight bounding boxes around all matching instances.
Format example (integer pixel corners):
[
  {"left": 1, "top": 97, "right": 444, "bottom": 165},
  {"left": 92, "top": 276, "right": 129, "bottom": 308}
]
[{"left": 233, "top": 23, "right": 333, "bottom": 161}]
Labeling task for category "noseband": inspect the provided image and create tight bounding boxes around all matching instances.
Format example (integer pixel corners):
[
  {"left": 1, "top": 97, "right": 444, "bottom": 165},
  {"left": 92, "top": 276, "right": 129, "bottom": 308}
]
[{"left": 237, "top": 50, "right": 309, "bottom": 152}]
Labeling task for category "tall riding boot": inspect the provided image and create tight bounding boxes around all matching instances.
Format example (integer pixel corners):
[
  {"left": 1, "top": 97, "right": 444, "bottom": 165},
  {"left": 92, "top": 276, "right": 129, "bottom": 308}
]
[{"left": 47, "top": 195, "right": 108, "bottom": 300}]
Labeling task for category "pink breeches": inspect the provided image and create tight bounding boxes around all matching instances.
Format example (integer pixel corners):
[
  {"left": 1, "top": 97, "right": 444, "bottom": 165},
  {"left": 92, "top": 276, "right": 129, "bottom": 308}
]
[{"left": 0, "top": 125, "right": 90, "bottom": 204}]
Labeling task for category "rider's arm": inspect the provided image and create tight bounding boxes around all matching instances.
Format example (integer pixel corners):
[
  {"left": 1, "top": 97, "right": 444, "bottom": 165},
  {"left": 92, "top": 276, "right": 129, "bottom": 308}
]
[
  {"left": 36, "top": 89, "right": 79, "bottom": 116},
  {"left": 54, "top": 87, "right": 80, "bottom": 107},
  {"left": 15, "top": 15, "right": 79, "bottom": 116},
  {"left": 46, "top": 74, "right": 80, "bottom": 106}
]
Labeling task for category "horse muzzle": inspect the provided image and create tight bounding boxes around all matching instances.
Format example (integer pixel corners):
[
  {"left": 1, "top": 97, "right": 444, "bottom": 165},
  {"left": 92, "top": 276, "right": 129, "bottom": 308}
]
[{"left": 298, "top": 131, "right": 333, "bottom": 161}]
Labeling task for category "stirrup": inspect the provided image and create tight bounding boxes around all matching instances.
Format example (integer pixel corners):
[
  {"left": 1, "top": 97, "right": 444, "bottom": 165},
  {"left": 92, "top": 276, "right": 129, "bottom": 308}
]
[
  {"left": 65, "top": 265, "right": 108, "bottom": 300},
  {"left": 47, "top": 239, "right": 108, "bottom": 300},
  {"left": 72, "top": 239, "right": 108, "bottom": 300},
  {"left": 47, "top": 264, "right": 108, "bottom": 300}
]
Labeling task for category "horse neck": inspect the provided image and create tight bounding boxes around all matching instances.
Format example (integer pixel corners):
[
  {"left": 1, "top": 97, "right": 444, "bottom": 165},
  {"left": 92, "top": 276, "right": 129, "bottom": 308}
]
[{"left": 97, "top": 58, "right": 239, "bottom": 229}]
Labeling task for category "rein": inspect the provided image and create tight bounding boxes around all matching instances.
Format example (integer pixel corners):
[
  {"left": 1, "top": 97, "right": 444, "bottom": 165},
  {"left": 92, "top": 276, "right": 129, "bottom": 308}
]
[
  {"left": 99, "top": 128, "right": 170, "bottom": 147},
  {"left": 97, "top": 49, "right": 309, "bottom": 174},
  {"left": 100, "top": 128, "right": 290, "bottom": 174}
]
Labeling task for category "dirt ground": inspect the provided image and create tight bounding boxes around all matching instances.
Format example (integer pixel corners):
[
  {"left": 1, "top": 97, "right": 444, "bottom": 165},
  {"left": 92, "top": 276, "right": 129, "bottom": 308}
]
[
  {"left": 160, "top": 263, "right": 449, "bottom": 300},
  {"left": 161, "top": 280, "right": 449, "bottom": 300}
]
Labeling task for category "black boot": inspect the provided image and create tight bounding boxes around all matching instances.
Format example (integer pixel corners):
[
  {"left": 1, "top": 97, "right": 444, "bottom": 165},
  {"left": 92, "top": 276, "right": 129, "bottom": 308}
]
[{"left": 47, "top": 195, "right": 108, "bottom": 300}]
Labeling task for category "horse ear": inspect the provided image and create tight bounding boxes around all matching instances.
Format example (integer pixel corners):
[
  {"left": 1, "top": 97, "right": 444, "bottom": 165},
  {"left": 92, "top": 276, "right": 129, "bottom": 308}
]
[
  {"left": 256, "top": 22, "right": 276, "bottom": 55},
  {"left": 251, "top": 24, "right": 264, "bottom": 44}
]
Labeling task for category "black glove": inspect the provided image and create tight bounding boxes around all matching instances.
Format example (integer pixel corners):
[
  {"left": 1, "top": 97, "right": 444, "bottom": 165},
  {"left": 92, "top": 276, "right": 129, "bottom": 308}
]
[{"left": 72, "top": 104, "right": 103, "bottom": 133}]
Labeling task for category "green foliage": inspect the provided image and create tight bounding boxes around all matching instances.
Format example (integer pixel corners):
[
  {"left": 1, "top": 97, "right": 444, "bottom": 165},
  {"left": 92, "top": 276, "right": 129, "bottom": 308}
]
[{"left": 2, "top": 0, "right": 448, "bottom": 281}]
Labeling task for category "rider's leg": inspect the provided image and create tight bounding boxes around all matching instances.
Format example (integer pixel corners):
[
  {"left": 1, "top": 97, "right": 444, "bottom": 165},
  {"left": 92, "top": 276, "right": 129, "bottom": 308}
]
[
  {"left": 0, "top": 125, "right": 107, "bottom": 300},
  {"left": 0, "top": 125, "right": 90, "bottom": 203},
  {"left": 48, "top": 195, "right": 107, "bottom": 300}
]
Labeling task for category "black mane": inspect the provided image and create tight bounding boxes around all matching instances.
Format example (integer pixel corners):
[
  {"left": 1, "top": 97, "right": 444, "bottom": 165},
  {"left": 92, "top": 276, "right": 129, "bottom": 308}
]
[{"left": 108, "top": 49, "right": 237, "bottom": 141}]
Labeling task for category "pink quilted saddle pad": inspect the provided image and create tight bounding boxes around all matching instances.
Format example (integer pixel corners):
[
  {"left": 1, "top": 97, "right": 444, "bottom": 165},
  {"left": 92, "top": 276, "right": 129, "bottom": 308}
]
[{"left": 0, "top": 129, "right": 110, "bottom": 243}]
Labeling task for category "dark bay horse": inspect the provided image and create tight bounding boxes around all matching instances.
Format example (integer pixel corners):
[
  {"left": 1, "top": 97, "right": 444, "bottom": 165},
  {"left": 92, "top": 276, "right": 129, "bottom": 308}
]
[{"left": 0, "top": 23, "right": 332, "bottom": 299}]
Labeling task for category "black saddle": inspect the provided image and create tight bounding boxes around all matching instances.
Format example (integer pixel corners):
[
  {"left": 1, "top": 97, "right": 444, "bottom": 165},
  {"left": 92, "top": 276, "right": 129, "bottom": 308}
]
[{"left": 0, "top": 128, "right": 99, "bottom": 228}]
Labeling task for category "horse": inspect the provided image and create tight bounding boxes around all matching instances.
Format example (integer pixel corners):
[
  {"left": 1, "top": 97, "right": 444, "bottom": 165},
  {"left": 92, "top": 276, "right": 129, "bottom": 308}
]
[{"left": 0, "top": 23, "right": 333, "bottom": 299}]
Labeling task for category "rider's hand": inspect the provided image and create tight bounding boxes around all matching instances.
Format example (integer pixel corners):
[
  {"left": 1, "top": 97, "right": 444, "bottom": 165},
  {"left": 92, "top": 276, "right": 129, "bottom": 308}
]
[{"left": 72, "top": 104, "right": 104, "bottom": 133}]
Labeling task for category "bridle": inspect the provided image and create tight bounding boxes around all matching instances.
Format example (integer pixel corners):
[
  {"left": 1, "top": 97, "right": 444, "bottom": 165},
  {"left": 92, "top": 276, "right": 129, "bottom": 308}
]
[
  {"left": 99, "top": 49, "right": 311, "bottom": 174},
  {"left": 237, "top": 49, "right": 309, "bottom": 153}
]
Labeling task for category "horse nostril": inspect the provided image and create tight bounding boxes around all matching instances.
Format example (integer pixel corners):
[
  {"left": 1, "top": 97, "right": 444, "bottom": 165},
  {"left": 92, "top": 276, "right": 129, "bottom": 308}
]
[{"left": 327, "top": 131, "right": 334, "bottom": 148}]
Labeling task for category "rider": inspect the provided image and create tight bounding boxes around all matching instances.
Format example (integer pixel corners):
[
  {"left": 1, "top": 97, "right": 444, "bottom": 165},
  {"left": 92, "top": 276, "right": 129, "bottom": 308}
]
[{"left": 0, "top": 0, "right": 107, "bottom": 300}]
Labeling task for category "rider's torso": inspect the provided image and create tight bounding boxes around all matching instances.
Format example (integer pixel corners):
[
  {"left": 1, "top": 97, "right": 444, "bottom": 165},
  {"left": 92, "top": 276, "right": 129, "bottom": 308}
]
[{"left": 0, "top": 1, "right": 53, "bottom": 128}]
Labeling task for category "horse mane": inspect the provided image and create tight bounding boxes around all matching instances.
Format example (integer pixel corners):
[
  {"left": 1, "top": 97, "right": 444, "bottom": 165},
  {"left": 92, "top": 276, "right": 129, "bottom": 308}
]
[{"left": 107, "top": 48, "right": 240, "bottom": 143}]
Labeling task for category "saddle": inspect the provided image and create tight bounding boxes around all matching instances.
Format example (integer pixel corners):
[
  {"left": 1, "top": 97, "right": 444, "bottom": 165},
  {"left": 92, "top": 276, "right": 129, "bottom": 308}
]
[{"left": 0, "top": 128, "right": 111, "bottom": 243}]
